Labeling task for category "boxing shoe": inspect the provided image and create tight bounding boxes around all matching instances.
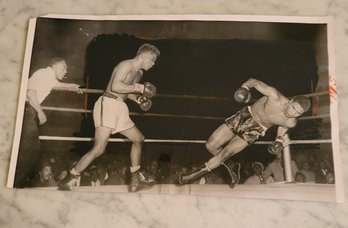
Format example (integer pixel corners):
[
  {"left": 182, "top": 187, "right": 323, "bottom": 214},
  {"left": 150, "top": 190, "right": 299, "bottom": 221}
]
[
  {"left": 178, "top": 164, "right": 210, "bottom": 185},
  {"left": 129, "top": 169, "right": 156, "bottom": 192},
  {"left": 58, "top": 173, "right": 80, "bottom": 191},
  {"left": 222, "top": 159, "right": 241, "bottom": 189}
]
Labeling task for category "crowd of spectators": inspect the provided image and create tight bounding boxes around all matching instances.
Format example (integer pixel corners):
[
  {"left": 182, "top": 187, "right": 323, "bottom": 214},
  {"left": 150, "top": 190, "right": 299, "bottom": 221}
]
[{"left": 26, "top": 149, "right": 335, "bottom": 188}]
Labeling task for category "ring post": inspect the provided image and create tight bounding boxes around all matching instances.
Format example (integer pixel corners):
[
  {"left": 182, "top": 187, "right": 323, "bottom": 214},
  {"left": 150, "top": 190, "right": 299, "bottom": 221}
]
[{"left": 283, "top": 134, "right": 293, "bottom": 182}]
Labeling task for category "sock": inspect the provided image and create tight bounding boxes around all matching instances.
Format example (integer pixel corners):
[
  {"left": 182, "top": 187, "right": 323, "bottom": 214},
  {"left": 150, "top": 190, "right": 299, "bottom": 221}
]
[
  {"left": 130, "top": 165, "right": 140, "bottom": 173},
  {"left": 70, "top": 168, "right": 80, "bottom": 176}
]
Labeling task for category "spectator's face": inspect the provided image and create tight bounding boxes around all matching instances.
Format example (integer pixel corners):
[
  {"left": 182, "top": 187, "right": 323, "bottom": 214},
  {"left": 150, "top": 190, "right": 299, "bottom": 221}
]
[
  {"left": 58, "top": 170, "right": 68, "bottom": 180},
  {"left": 40, "top": 166, "right": 52, "bottom": 181},
  {"left": 303, "top": 162, "right": 310, "bottom": 170},
  {"left": 276, "top": 152, "right": 282, "bottom": 160},
  {"left": 295, "top": 173, "right": 305, "bottom": 183},
  {"left": 90, "top": 169, "right": 99, "bottom": 182},
  {"left": 150, "top": 161, "right": 158, "bottom": 173},
  {"left": 253, "top": 165, "right": 263, "bottom": 176},
  {"left": 326, "top": 172, "right": 335, "bottom": 184}
]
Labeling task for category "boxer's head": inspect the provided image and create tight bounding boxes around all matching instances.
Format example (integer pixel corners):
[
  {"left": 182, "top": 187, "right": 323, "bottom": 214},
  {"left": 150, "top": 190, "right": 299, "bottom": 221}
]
[
  {"left": 285, "top": 95, "right": 311, "bottom": 118},
  {"left": 136, "top": 44, "right": 160, "bottom": 71}
]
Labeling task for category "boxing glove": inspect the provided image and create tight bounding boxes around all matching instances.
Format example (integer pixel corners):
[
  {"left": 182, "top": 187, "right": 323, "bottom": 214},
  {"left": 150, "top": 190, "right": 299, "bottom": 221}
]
[
  {"left": 234, "top": 86, "right": 251, "bottom": 103},
  {"left": 143, "top": 82, "right": 156, "bottom": 98},
  {"left": 136, "top": 95, "right": 152, "bottom": 111},
  {"left": 268, "top": 138, "right": 284, "bottom": 155},
  {"left": 134, "top": 82, "right": 156, "bottom": 98}
]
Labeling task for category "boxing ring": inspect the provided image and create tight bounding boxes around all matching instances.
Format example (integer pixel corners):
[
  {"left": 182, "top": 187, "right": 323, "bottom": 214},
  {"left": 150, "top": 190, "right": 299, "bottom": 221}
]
[{"left": 34, "top": 86, "right": 338, "bottom": 202}]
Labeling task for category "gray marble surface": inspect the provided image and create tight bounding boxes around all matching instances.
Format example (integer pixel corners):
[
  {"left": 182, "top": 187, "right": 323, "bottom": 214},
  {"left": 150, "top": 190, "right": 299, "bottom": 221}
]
[{"left": 1, "top": 0, "right": 348, "bottom": 227}]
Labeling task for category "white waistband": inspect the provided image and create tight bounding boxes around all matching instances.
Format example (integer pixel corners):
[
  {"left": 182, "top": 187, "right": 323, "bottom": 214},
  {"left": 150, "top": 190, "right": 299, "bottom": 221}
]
[{"left": 247, "top": 106, "right": 268, "bottom": 131}]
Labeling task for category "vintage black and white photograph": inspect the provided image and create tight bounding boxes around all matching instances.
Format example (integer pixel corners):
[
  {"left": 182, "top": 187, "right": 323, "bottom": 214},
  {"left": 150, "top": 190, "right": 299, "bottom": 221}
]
[{"left": 7, "top": 15, "right": 343, "bottom": 202}]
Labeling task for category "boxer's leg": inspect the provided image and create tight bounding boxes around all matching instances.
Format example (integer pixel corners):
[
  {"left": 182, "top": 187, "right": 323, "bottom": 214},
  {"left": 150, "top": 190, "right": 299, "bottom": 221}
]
[
  {"left": 74, "top": 126, "right": 111, "bottom": 173},
  {"left": 179, "top": 136, "right": 247, "bottom": 186},
  {"left": 205, "top": 124, "right": 235, "bottom": 156},
  {"left": 58, "top": 127, "right": 111, "bottom": 190},
  {"left": 120, "top": 126, "right": 155, "bottom": 192}
]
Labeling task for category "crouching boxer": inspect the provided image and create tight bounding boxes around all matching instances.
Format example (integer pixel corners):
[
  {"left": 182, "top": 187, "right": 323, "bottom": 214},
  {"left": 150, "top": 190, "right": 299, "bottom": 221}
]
[
  {"left": 178, "top": 78, "right": 311, "bottom": 188},
  {"left": 59, "top": 43, "right": 160, "bottom": 192}
]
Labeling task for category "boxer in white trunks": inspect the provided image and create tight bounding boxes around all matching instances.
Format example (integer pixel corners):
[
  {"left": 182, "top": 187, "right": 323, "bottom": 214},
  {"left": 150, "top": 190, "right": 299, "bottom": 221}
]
[{"left": 59, "top": 43, "right": 160, "bottom": 192}]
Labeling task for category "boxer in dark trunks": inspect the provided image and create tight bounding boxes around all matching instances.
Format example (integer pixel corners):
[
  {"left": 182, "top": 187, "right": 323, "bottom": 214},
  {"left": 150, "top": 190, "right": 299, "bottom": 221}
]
[{"left": 178, "top": 78, "right": 311, "bottom": 188}]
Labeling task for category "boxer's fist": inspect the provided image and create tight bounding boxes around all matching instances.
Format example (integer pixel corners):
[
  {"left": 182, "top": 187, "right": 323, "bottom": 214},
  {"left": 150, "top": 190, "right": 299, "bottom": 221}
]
[
  {"left": 234, "top": 86, "right": 251, "bottom": 103},
  {"left": 136, "top": 95, "right": 152, "bottom": 111},
  {"left": 134, "top": 82, "right": 156, "bottom": 98},
  {"left": 268, "top": 139, "right": 284, "bottom": 155},
  {"left": 143, "top": 82, "right": 156, "bottom": 98},
  {"left": 140, "top": 99, "right": 152, "bottom": 111}
]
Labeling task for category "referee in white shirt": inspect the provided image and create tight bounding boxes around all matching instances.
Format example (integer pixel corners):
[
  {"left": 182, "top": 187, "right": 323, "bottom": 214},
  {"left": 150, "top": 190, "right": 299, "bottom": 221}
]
[{"left": 14, "top": 57, "right": 80, "bottom": 188}]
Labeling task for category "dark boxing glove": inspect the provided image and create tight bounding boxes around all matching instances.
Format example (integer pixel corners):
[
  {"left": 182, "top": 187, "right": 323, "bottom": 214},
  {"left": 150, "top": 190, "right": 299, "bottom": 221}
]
[
  {"left": 268, "top": 137, "right": 284, "bottom": 155},
  {"left": 234, "top": 86, "right": 251, "bottom": 103},
  {"left": 136, "top": 95, "right": 152, "bottom": 111}
]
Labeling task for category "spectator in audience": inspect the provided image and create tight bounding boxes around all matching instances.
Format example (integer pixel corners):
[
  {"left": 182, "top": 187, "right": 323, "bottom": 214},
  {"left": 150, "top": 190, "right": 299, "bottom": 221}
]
[
  {"left": 294, "top": 171, "right": 306, "bottom": 183},
  {"left": 262, "top": 152, "right": 298, "bottom": 182},
  {"left": 299, "top": 161, "right": 315, "bottom": 183},
  {"left": 29, "top": 163, "right": 57, "bottom": 187},
  {"left": 163, "top": 165, "right": 180, "bottom": 184},
  {"left": 244, "top": 162, "right": 274, "bottom": 185},
  {"left": 56, "top": 169, "right": 69, "bottom": 184},
  {"left": 81, "top": 165, "right": 108, "bottom": 186},
  {"left": 326, "top": 171, "right": 335, "bottom": 184},
  {"left": 315, "top": 160, "right": 331, "bottom": 183},
  {"left": 147, "top": 160, "right": 160, "bottom": 183},
  {"left": 157, "top": 154, "right": 172, "bottom": 183},
  {"left": 104, "top": 163, "right": 124, "bottom": 185}
]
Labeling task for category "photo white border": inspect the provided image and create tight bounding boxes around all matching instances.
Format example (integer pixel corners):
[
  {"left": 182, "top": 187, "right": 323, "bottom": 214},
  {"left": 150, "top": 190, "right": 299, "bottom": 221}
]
[{"left": 7, "top": 14, "right": 344, "bottom": 203}]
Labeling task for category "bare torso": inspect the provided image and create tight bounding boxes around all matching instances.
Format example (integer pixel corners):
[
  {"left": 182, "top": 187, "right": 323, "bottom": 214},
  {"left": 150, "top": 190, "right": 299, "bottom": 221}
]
[
  {"left": 105, "top": 60, "right": 142, "bottom": 100},
  {"left": 250, "top": 96, "right": 296, "bottom": 128}
]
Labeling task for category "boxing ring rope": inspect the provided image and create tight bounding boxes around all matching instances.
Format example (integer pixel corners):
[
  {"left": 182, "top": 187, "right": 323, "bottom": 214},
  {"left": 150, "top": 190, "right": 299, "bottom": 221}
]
[
  {"left": 47, "top": 86, "right": 332, "bottom": 183},
  {"left": 52, "top": 86, "right": 329, "bottom": 100},
  {"left": 41, "top": 106, "right": 331, "bottom": 121},
  {"left": 38, "top": 135, "right": 332, "bottom": 144}
]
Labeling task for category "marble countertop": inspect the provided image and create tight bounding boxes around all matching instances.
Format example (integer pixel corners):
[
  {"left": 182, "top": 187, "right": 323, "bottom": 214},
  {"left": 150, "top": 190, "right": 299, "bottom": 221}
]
[{"left": 1, "top": 1, "right": 347, "bottom": 227}]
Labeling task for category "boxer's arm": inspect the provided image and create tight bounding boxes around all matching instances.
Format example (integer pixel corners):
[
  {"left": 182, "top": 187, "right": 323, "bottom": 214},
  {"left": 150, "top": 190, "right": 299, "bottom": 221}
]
[
  {"left": 110, "top": 62, "right": 143, "bottom": 94},
  {"left": 276, "top": 126, "right": 289, "bottom": 141},
  {"left": 268, "top": 126, "right": 291, "bottom": 154},
  {"left": 127, "top": 94, "right": 141, "bottom": 104},
  {"left": 242, "top": 78, "right": 280, "bottom": 99}
]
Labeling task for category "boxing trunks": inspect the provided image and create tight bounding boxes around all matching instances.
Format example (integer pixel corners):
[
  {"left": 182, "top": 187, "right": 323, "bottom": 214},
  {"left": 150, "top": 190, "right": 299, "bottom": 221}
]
[
  {"left": 93, "top": 92, "right": 135, "bottom": 134},
  {"left": 225, "top": 106, "right": 267, "bottom": 144}
]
